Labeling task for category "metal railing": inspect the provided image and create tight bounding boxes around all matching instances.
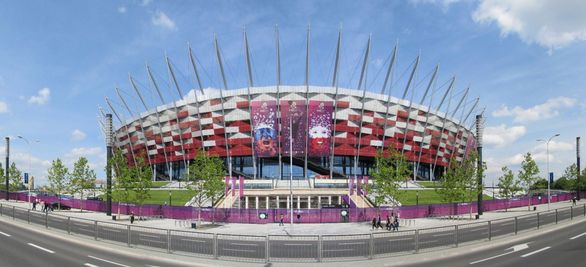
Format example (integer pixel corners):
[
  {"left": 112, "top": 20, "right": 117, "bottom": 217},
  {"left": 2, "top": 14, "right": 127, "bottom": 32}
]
[{"left": 0, "top": 203, "right": 584, "bottom": 263}]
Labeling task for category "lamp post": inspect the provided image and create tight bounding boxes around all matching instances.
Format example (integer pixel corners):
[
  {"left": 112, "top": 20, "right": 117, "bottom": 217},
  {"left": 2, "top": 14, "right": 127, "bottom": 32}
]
[
  {"left": 169, "top": 190, "right": 172, "bottom": 207},
  {"left": 416, "top": 191, "right": 419, "bottom": 206},
  {"left": 537, "top": 133, "right": 560, "bottom": 211},
  {"left": 17, "top": 135, "right": 39, "bottom": 209}
]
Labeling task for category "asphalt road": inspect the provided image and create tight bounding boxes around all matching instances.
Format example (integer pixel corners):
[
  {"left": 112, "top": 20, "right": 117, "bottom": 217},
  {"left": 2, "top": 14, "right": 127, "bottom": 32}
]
[
  {"left": 403, "top": 218, "right": 586, "bottom": 267},
  {"left": 2, "top": 204, "right": 585, "bottom": 263},
  {"left": 0, "top": 220, "right": 194, "bottom": 267}
]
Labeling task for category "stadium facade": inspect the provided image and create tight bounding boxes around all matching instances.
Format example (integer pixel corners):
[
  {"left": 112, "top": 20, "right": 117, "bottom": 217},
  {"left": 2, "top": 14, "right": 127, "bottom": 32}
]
[{"left": 105, "top": 31, "right": 479, "bottom": 209}]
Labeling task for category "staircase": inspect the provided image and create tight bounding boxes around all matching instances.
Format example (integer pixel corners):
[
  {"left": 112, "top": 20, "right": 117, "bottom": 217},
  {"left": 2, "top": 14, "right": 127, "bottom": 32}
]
[{"left": 274, "top": 179, "right": 311, "bottom": 189}]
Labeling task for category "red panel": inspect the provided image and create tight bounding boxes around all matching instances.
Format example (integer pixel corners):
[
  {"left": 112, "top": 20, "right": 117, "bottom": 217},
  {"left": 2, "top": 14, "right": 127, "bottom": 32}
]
[
  {"left": 236, "top": 101, "right": 250, "bottom": 109},
  {"left": 178, "top": 110, "right": 189, "bottom": 119},
  {"left": 337, "top": 101, "right": 349, "bottom": 108}
]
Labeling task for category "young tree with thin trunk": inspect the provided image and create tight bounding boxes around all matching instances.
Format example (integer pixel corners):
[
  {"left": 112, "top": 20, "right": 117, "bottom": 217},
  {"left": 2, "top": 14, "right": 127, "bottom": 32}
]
[
  {"left": 370, "top": 147, "right": 412, "bottom": 207},
  {"left": 518, "top": 153, "right": 540, "bottom": 210},
  {"left": 132, "top": 155, "right": 152, "bottom": 219},
  {"left": 70, "top": 157, "right": 97, "bottom": 212},
  {"left": 0, "top": 163, "right": 4, "bottom": 191},
  {"left": 8, "top": 162, "right": 24, "bottom": 191},
  {"left": 186, "top": 150, "right": 225, "bottom": 224},
  {"left": 497, "top": 166, "right": 519, "bottom": 211},
  {"left": 47, "top": 159, "right": 69, "bottom": 210},
  {"left": 107, "top": 149, "right": 134, "bottom": 219}
]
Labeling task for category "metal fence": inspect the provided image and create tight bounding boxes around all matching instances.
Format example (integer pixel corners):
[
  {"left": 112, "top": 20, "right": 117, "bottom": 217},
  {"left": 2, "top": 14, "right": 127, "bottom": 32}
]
[{"left": 1, "top": 202, "right": 585, "bottom": 263}]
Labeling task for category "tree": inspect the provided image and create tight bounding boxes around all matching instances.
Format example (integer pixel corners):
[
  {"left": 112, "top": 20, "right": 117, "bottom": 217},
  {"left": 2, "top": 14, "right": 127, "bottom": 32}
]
[
  {"left": 461, "top": 153, "right": 484, "bottom": 218},
  {"left": 107, "top": 148, "right": 134, "bottom": 218},
  {"left": 70, "top": 157, "right": 97, "bottom": 212},
  {"left": 436, "top": 152, "right": 482, "bottom": 218},
  {"left": 132, "top": 155, "right": 152, "bottom": 218},
  {"left": 0, "top": 162, "right": 4, "bottom": 190},
  {"left": 186, "top": 150, "right": 225, "bottom": 224},
  {"left": 554, "top": 164, "right": 579, "bottom": 190},
  {"left": 531, "top": 178, "right": 548, "bottom": 190},
  {"left": 497, "top": 166, "right": 520, "bottom": 211},
  {"left": 370, "top": 147, "right": 412, "bottom": 207},
  {"left": 47, "top": 159, "right": 69, "bottom": 210},
  {"left": 518, "top": 153, "right": 540, "bottom": 210},
  {"left": 8, "top": 162, "right": 24, "bottom": 191}
]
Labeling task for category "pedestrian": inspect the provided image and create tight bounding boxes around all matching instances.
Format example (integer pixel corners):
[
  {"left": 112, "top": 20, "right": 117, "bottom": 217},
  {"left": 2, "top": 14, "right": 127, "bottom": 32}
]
[
  {"left": 386, "top": 216, "right": 391, "bottom": 231},
  {"left": 296, "top": 212, "right": 301, "bottom": 223},
  {"left": 372, "top": 217, "right": 377, "bottom": 230},
  {"left": 32, "top": 200, "right": 37, "bottom": 211},
  {"left": 130, "top": 212, "right": 135, "bottom": 224},
  {"left": 393, "top": 214, "right": 399, "bottom": 231},
  {"left": 279, "top": 214, "right": 284, "bottom": 226},
  {"left": 573, "top": 196, "right": 577, "bottom": 206},
  {"left": 377, "top": 215, "right": 383, "bottom": 229}
]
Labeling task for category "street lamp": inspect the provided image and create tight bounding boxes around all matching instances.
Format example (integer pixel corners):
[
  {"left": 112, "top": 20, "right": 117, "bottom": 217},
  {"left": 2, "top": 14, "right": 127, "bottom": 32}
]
[
  {"left": 537, "top": 133, "right": 560, "bottom": 211},
  {"left": 17, "top": 135, "right": 39, "bottom": 209}
]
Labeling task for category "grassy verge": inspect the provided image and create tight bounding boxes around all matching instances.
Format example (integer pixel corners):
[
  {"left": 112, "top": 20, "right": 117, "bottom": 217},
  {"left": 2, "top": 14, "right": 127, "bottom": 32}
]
[
  {"left": 150, "top": 181, "right": 171, "bottom": 188},
  {"left": 102, "top": 190, "right": 194, "bottom": 206},
  {"left": 416, "top": 181, "right": 442, "bottom": 188},
  {"left": 395, "top": 190, "right": 493, "bottom": 206}
]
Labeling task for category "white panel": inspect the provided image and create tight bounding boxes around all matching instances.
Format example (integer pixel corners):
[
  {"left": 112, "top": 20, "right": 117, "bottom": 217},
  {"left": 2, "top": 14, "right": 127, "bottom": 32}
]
[
  {"left": 163, "top": 136, "right": 172, "bottom": 143},
  {"left": 200, "top": 118, "right": 213, "bottom": 125},
  {"left": 362, "top": 116, "right": 373, "bottom": 123},
  {"left": 403, "top": 144, "right": 412, "bottom": 151},
  {"left": 370, "top": 140, "right": 383, "bottom": 147},
  {"left": 413, "top": 136, "right": 423, "bottom": 142},
  {"left": 203, "top": 140, "right": 216, "bottom": 147},
  {"left": 361, "top": 127, "right": 372, "bottom": 134},
  {"left": 202, "top": 129, "right": 215, "bottom": 136},
  {"left": 396, "top": 121, "right": 407, "bottom": 128},
  {"left": 226, "top": 126, "right": 239, "bottom": 133}
]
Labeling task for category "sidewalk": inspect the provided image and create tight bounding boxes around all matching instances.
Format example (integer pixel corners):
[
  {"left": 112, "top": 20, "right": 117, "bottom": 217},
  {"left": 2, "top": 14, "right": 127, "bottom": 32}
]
[{"left": 1, "top": 198, "right": 581, "bottom": 236}]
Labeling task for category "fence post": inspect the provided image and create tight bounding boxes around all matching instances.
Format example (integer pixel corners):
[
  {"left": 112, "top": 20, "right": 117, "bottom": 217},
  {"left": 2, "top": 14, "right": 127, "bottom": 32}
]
[
  {"left": 67, "top": 217, "right": 70, "bottom": 234},
  {"left": 167, "top": 229, "right": 171, "bottom": 253},
  {"left": 488, "top": 221, "right": 492, "bottom": 241},
  {"left": 555, "top": 209, "right": 558, "bottom": 224},
  {"left": 414, "top": 230, "right": 420, "bottom": 253},
  {"left": 94, "top": 221, "right": 98, "bottom": 240},
  {"left": 369, "top": 233, "right": 374, "bottom": 259},
  {"left": 213, "top": 234, "right": 218, "bottom": 259},
  {"left": 127, "top": 225, "right": 131, "bottom": 247},
  {"left": 514, "top": 217, "right": 517, "bottom": 235},
  {"left": 537, "top": 213, "right": 540, "bottom": 229},
  {"left": 265, "top": 235, "right": 270, "bottom": 263},
  {"left": 454, "top": 225, "right": 459, "bottom": 247},
  {"left": 318, "top": 235, "right": 322, "bottom": 262}
]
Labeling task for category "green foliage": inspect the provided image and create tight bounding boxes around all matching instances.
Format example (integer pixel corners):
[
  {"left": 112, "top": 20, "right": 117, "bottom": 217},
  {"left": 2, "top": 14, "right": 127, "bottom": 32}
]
[
  {"left": 8, "top": 162, "right": 24, "bottom": 191},
  {"left": 186, "top": 150, "right": 225, "bottom": 209},
  {"left": 518, "top": 153, "right": 540, "bottom": 209},
  {"left": 498, "top": 166, "right": 520, "bottom": 201},
  {"left": 436, "top": 152, "right": 482, "bottom": 204},
  {"left": 132, "top": 155, "right": 153, "bottom": 215},
  {"left": 70, "top": 157, "right": 97, "bottom": 212},
  {"left": 531, "top": 178, "right": 548, "bottom": 190},
  {"left": 47, "top": 158, "right": 70, "bottom": 209},
  {"left": 0, "top": 163, "right": 4, "bottom": 190},
  {"left": 553, "top": 164, "right": 578, "bottom": 190},
  {"left": 370, "top": 147, "right": 412, "bottom": 207},
  {"left": 107, "top": 149, "right": 134, "bottom": 216}
]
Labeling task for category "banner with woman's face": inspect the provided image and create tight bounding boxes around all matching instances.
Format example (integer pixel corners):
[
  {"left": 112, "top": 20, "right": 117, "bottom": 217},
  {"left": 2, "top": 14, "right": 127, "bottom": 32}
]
[
  {"left": 251, "top": 101, "right": 278, "bottom": 157},
  {"left": 308, "top": 100, "right": 333, "bottom": 156}
]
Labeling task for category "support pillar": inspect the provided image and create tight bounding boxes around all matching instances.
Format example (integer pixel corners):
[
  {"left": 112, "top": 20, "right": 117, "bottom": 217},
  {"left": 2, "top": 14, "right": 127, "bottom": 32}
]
[
  {"left": 307, "top": 196, "right": 311, "bottom": 209},
  {"left": 286, "top": 196, "right": 289, "bottom": 209},
  {"left": 245, "top": 196, "right": 249, "bottom": 209},
  {"left": 328, "top": 196, "right": 332, "bottom": 205},
  {"left": 297, "top": 196, "right": 301, "bottom": 210},
  {"left": 256, "top": 196, "right": 259, "bottom": 209},
  {"left": 266, "top": 196, "right": 269, "bottom": 209},
  {"left": 277, "top": 196, "right": 280, "bottom": 209}
]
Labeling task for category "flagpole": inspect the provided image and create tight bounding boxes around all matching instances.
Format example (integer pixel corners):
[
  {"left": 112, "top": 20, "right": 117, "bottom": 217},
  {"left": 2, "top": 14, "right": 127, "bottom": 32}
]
[{"left": 290, "top": 116, "right": 294, "bottom": 225}]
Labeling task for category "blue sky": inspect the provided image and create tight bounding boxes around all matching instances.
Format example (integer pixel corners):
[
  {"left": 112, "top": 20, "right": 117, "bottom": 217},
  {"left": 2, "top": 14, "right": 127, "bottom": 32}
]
[{"left": 1, "top": 0, "right": 585, "bottom": 186}]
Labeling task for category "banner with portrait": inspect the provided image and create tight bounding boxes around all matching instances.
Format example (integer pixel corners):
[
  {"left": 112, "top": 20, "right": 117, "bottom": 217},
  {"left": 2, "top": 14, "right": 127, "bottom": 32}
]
[
  {"left": 308, "top": 100, "right": 333, "bottom": 157},
  {"left": 251, "top": 100, "right": 278, "bottom": 157},
  {"left": 280, "top": 100, "right": 307, "bottom": 156}
]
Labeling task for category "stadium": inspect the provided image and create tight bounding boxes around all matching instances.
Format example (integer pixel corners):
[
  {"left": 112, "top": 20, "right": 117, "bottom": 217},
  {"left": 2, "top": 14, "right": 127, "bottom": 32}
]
[{"left": 105, "top": 31, "right": 479, "bottom": 210}]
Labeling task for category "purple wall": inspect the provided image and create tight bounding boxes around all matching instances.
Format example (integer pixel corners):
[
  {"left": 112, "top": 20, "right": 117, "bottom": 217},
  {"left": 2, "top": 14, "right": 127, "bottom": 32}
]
[{"left": 1, "top": 191, "right": 581, "bottom": 224}]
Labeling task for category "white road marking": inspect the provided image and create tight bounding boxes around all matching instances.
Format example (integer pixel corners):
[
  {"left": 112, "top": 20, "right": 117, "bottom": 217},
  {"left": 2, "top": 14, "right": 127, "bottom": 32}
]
[
  {"left": 338, "top": 242, "right": 365, "bottom": 245},
  {"left": 179, "top": 238, "right": 206, "bottom": 243},
  {"left": 570, "top": 233, "right": 586, "bottom": 240},
  {"left": 521, "top": 247, "right": 551, "bottom": 258},
  {"left": 323, "top": 249, "right": 354, "bottom": 252},
  {"left": 470, "top": 243, "right": 529, "bottom": 265},
  {"left": 222, "top": 248, "right": 255, "bottom": 253},
  {"left": 84, "top": 264, "right": 99, "bottom": 267},
  {"left": 229, "top": 242, "right": 259, "bottom": 247},
  {"left": 88, "top": 255, "right": 130, "bottom": 267},
  {"left": 0, "top": 231, "right": 11, "bottom": 237},
  {"left": 27, "top": 243, "right": 55, "bottom": 254}
]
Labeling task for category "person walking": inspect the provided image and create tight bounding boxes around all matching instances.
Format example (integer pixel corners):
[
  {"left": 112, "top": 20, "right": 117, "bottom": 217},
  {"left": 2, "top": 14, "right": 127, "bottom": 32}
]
[
  {"left": 386, "top": 216, "right": 391, "bottom": 231},
  {"left": 130, "top": 212, "right": 135, "bottom": 224},
  {"left": 393, "top": 214, "right": 399, "bottom": 231},
  {"left": 371, "top": 217, "right": 377, "bottom": 230},
  {"left": 279, "top": 214, "right": 284, "bottom": 226},
  {"left": 376, "top": 215, "right": 383, "bottom": 229},
  {"left": 32, "top": 200, "right": 37, "bottom": 211}
]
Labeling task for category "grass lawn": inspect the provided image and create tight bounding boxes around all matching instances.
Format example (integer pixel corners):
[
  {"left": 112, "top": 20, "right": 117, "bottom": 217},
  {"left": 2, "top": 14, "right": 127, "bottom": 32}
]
[
  {"left": 104, "top": 190, "right": 195, "bottom": 206},
  {"left": 395, "top": 190, "right": 493, "bottom": 206},
  {"left": 150, "top": 181, "right": 171, "bottom": 188},
  {"left": 417, "top": 181, "right": 442, "bottom": 188}
]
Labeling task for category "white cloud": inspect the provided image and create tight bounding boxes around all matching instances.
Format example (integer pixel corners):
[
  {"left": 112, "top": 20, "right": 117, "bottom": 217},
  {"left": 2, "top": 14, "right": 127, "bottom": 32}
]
[
  {"left": 28, "top": 87, "right": 51, "bottom": 105},
  {"left": 483, "top": 124, "right": 526, "bottom": 147},
  {"left": 535, "top": 140, "right": 573, "bottom": 152},
  {"left": 118, "top": 6, "right": 127, "bottom": 13},
  {"left": 472, "top": 0, "right": 586, "bottom": 51},
  {"left": 410, "top": 0, "right": 461, "bottom": 9},
  {"left": 71, "top": 129, "right": 87, "bottom": 141},
  {"left": 66, "top": 147, "right": 103, "bottom": 158},
  {"left": 141, "top": 0, "right": 152, "bottom": 6},
  {"left": 0, "top": 101, "right": 7, "bottom": 113},
  {"left": 492, "top": 96, "right": 576, "bottom": 123},
  {"left": 152, "top": 11, "right": 177, "bottom": 31}
]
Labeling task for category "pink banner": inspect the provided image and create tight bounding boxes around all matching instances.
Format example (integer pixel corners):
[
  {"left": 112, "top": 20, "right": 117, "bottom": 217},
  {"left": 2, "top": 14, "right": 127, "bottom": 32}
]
[
  {"left": 281, "top": 100, "right": 307, "bottom": 156},
  {"left": 239, "top": 176, "right": 244, "bottom": 197},
  {"left": 308, "top": 100, "right": 333, "bottom": 157},
  {"left": 251, "top": 101, "right": 278, "bottom": 157}
]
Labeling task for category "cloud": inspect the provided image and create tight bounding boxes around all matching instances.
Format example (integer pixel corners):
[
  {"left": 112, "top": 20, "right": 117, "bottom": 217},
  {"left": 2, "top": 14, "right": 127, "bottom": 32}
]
[
  {"left": 152, "top": 11, "right": 176, "bottom": 30},
  {"left": 483, "top": 124, "right": 526, "bottom": 147},
  {"left": 71, "top": 129, "right": 87, "bottom": 141},
  {"left": 535, "top": 140, "right": 573, "bottom": 152},
  {"left": 492, "top": 96, "right": 576, "bottom": 123},
  {"left": 472, "top": 0, "right": 586, "bottom": 51},
  {"left": 118, "top": 6, "right": 127, "bottom": 13},
  {"left": 28, "top": 87, "right": 51, "bottom": 105},
  {"left": 410, "top": 0, "right": 461, "bottom": 9},
  {"left": 140, "top": 0, "right": 152, "bottom": 6},
  {"left": 0, "top": 101, "right": 7, "bottom": 113},
  {"left": 66, "top": 147, "right": 102, "bottom": 158}
]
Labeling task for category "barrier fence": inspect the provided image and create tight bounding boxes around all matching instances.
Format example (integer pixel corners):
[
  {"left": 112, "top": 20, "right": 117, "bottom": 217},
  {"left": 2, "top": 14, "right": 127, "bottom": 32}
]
[
  {"left": 1, "top": 202, "right": 584, "bottom": 263},
  {"left": 0, "top": 191, "right": 582, "bottom": 223}
]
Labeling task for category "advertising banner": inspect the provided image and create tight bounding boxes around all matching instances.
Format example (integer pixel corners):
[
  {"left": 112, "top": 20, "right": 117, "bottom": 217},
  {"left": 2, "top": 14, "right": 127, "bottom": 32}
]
[
  {"left": 251, "top": 100, "right": 278, "bottom": 157},
  {"left": 308, "top": 100, "right": 333, "bottom": 157},
  {"left": 281, "top": 100, "right": 307, "bottom": 156}
]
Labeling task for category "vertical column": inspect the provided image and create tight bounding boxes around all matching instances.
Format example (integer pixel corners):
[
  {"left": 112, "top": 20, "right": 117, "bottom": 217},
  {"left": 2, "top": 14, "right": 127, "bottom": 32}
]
[
  {"left": 277, "top": 196, "right": 280, "bottom": 209},
  {"left": 318, "top": 196, "right": 321, "bottom": 208},
  {"left": 245, "top": 197, "right": 249, "bottom": 209},
  {"left": 266, "top": 196, "right": 269, "bottom": 209},
  {"left": 307, "top": 196, "right": 311, "bottom": 209},
  {"left": 286, "top": 196, "right": 289, "bottom": 209},
  {"left": 105, "top": 115, "right": 113, "bottom": 216},
  {"left": 338, "top": 196, "right": 342, "bottom": 205},
  {"left": 328, "top": 196, "right": 332, "bottom": 205},
  {"left": 297, "top": 196, "right": 301, "bottom": 210}
]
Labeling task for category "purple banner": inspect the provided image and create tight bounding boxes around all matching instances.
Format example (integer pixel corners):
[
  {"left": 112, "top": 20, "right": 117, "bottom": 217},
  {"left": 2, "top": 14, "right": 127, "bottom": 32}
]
[
  {"left": 251, "top": 101, "right": 278, "bottom": 157},
  {"left": 308, "top": 100, "right": 333, "bottom": 157},
  {"left": 281, "top": 100, "right": 306, "bottom": 156}
]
